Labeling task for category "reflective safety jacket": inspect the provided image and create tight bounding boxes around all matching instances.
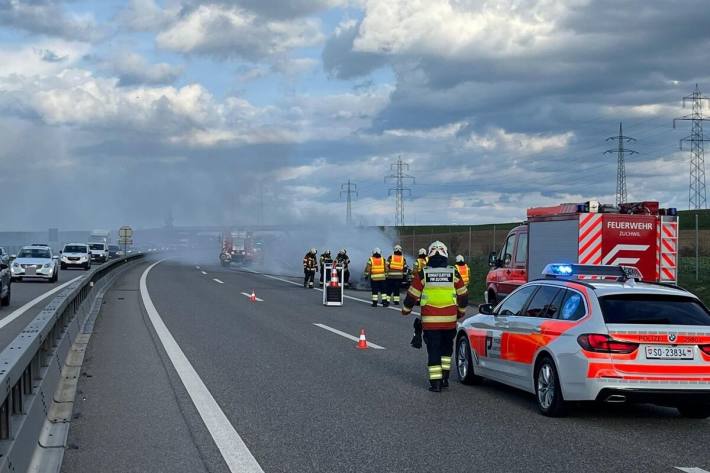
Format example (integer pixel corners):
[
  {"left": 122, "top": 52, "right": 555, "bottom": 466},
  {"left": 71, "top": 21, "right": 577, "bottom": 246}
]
[
  {"left": 386, "top": 254, "right": 407, "bottom": 279},
  {"left": 303, "top": 254, "right": 317, "bottom": 271},
  {"left": 456, "top": 263, "right": 470, "bottom": 285},
  {"left": 336, "top": 255, "right": 350, "bottom": 269},
  {"left": 365, "top": 256, "right": 386, "bottom": 281},
  {"left": 402, "top": 266, "right": 468, "bottom": 330},
  {"left": 413, "top": 256, "right": 428, "bottom": 273}
]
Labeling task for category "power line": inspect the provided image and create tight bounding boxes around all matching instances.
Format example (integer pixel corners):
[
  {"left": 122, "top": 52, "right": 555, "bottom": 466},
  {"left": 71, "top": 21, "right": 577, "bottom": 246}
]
[
  {"left": 674, "top": 84, "right": 710, "bottom": 210},
  {"left": 385, "top": 157, "right": 415, "bottom": 227},
  {"left": 339, "top": 179, "right": 358, "bottom": 225},
  {"left": 603, "top": 122, "right": 637, "bottom": 205}
]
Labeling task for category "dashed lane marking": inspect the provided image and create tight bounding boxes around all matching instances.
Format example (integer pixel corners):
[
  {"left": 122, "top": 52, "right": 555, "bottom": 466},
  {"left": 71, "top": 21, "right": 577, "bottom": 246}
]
[
  {"left": 201, "top": 271, "right": 207, "bottom": 275},
  {"left": 261, "top": 274, "right": 421, "bottom": 315},
  {"left": 140, "top": 260, "right": 265, "bottom": 473},
  {"left": 196, "top": 266, "right": 201, "bottom": 270},
  {"left": 313, "top": 323, "right": 385, "bottom": 350},
  {"left": 0, "top": 275, "right": 84, "bottom": 330},
  {"left": 240, "top": 292, "right": 264, "bottom": 302},
  {"left": 213, "top": 278, "right": 224, "bottom": 284}
]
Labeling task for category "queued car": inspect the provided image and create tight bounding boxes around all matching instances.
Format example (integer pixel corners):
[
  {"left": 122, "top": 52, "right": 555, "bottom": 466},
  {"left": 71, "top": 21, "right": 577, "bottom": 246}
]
[
  {"left": 11, "top": 245, "right": 59, "bottom": 282},
  {"left": 88, "top": 242, "right": 109, "bottom": 263},
  {"left": 0, "top": 255, "right": 10, "bottom": 306},
  {"left": 456, "top": 264, "right": 710, "bottom": 418},
  {"left": 108, "top": 244, "right": 124, "bottom": 258},
  {"left": 60, "top": 243, "right": 91, "bottom": 270}
]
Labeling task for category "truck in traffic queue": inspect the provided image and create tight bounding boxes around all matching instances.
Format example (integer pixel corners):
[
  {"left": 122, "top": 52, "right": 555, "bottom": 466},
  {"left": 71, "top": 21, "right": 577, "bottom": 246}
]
[
  {"left": 485, "top": 200, "right": 679, "bottom": 304},
  {"left": 219, "top": 230, "right": 255, "bottom": 266}
]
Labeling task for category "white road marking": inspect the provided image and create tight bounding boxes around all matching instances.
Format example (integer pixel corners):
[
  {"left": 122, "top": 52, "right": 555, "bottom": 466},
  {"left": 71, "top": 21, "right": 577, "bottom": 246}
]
[
  {"left": 201, "top": 271, "right": 207, "bottom": 275},
  {"left": 196, "top": 266, "right": 201, "bottom": 270},
  {"left": 675, "top": 468, "right": 710, "bottom": 473},
  {"left": 262, "top": 274, "right": 421, "bottom": 315},
  {"left": 313, "top": 323, "right": 385, "bottom": 350},
  {"left": 213, "top": 278, "right": 224, "bottom": 284},
  {"left": 0, "top": 275, "right": 84, "bottom": 330},
  {"left": 240, "top": 292, "right": 264, "bottom": 302},
  {"left": 140, "top": 260, "right": 264, "bottom": 473}
]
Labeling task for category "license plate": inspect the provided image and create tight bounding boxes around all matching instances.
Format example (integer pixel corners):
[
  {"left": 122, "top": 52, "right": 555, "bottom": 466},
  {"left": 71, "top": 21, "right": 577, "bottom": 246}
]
[
  {"left": 25, "top": 266, "right": 36, "bottom": 275},
  {"left": 645, "top": 345, "right": 694, "bottom": 360}
]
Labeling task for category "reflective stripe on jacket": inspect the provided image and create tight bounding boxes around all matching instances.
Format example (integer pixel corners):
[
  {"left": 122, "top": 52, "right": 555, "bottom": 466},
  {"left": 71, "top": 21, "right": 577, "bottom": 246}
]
[
  {"left": 456, "top": 263, "right": 470, "bottom": 285},
  {"left": 402, "top": 266, "right": 468, "bottom": 330}
]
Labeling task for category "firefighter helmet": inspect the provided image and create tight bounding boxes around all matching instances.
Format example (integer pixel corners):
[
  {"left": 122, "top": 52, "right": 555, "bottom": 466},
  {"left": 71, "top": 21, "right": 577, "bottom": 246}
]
[
  {"left": 418, "top": 248, "right": 427, "bottom": 256},
  {"left": 428, "top": 241, "right": 448, "bottom": 258},
  {"left": 310, "top": 248, "right": 317, "bottom": 254},
  {"left": 394, "top": 244, "right": 403, "bottom": 253},
  {"left": 456, "top": 254, "right": 465, "bottom": 263},
  {"left": 324, "top": 250, "right": 331, "bottom": 256},
  {"left": 373, "top": 247, "right": 381, "bottom": 256}
]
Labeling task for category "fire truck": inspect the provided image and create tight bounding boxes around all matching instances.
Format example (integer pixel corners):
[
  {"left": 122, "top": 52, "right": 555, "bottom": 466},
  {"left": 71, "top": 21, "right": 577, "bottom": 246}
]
[
  {"left": 485, "top": 201, "right": 679, "bottom": 304},
  {"left": 219, "top": 231, "right": 255, "bottom": 266}
]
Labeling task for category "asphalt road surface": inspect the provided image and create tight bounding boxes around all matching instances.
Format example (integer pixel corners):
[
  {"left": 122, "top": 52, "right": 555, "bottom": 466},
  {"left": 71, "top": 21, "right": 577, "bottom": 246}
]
[
  {"left": 0, "top": 267, "right": 88, "bottom": 350},
  {"left": 62, "top": 257, "right": 710, "bottom": 473}
]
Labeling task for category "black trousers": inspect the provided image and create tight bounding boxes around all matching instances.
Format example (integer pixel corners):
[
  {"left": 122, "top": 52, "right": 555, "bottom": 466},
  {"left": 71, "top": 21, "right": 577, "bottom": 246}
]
[
  {"left": 370, "top": 279, "right": 386, "bottom": 302},
  {"left": 423, "top": 329, "right": 456, "bottom": 380},
  {"left": 304, "top": 269, "right": 315, "bottom": 287},
  {"left": 386, "top": 277, "right": 403, "bottom": 303}
]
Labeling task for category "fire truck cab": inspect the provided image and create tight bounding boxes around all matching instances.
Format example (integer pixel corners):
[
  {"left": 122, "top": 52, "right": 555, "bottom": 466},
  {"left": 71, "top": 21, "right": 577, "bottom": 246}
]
[{"left": 485, "top": 201, "right": 679, "bottom": 304}]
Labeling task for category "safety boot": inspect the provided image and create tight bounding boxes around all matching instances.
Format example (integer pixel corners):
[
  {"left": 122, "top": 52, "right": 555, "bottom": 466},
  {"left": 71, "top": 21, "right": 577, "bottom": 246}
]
[
  {"left": 428, "top": 380, "right": 442, "bottom": 392},
  {"left": 382, "top": 300, "right": 390, "bottom": 307},
  {"left": 371, "top": 301, "right": 378, "bottom": 307},
  {"left": 441, "top": 373, "right": 450, "bottom": 389}
]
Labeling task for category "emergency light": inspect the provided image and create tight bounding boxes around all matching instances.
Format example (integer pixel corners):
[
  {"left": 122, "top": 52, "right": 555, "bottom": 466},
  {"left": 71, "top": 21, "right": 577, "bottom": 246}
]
[{"left": 542, "top": 264, "right": 642, "bottom": 281}]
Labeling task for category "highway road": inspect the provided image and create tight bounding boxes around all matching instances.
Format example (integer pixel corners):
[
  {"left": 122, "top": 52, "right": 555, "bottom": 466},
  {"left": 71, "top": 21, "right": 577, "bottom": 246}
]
[
  {"left": 61, "top": 256, "right": 709, "bottom": 473},
  {"left": 0, "top": 268, "right": 87, "bottom": 349}
]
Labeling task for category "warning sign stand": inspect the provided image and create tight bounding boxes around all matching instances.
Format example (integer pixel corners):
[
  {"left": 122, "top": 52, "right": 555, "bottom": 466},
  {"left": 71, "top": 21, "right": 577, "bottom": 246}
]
[{"left": 322, "top": 263, "right": 344, "bottom": 306}]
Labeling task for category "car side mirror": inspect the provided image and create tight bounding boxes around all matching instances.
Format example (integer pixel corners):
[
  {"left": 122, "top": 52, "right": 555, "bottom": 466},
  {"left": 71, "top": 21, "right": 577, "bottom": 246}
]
[
  {"left": 488, "top": 251, "right": 498, "bottom": 268},
  {"left": 478, "top": 303, "right": 495, "bottom": 315}
]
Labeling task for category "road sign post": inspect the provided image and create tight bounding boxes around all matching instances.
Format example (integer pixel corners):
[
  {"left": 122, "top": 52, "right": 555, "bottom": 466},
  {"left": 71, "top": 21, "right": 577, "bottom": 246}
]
[{"left": 119, "top": 226, "right": 133, "bottom": 256}]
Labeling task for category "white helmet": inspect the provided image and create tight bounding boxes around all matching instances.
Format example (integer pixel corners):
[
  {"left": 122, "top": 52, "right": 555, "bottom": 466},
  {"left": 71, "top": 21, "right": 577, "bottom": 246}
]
[
  {"left": 310, "top": 248, "right": 317, "bottom": 254},
  {"left": 394, "top": 244, "right": 403, "bottom": 253},
  {"left": 428, "top": 241, "right": 448, "bottom": 258},
  {"left": 456, "top": 254, "right": 465, "bottom": 263},
  {"left": 373, "top": 247, "right": 381, "bottom": 255},
  {"left": 418, "top": 248, "right": 427, "bottom": 256}
]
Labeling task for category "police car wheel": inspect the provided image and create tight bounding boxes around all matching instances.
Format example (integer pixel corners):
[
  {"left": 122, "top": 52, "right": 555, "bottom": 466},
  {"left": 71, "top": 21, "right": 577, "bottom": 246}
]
[
  {"left": 677, "top": 404, "right": 710, "bottom": 419},
  {"left": 535, "top": 357, "right": 566, "bottom": 417},
  {"left": 456, "top": 336, "right": 482, "bottom": 385}
]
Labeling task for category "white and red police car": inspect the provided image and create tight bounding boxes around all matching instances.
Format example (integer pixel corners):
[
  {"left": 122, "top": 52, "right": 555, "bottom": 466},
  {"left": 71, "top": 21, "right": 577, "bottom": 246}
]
[{"left": 456, "top": 264, "right": 710, "bottom": 417}]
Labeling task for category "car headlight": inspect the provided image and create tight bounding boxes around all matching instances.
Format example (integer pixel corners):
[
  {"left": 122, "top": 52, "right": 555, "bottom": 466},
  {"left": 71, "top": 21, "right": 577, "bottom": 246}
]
[
  {"left": 12, "top": 262, "right": 19, "bottom": 268},
  {"left": 43, "top": 263, "right": 50, "bottom": 268}
]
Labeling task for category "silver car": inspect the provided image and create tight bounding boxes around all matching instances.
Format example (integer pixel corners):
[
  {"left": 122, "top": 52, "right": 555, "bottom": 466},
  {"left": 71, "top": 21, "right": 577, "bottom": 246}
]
[
  {"left": 456, "top": 264, "right": 710, "bottom": 418},
  {"left": 60, "top": 243, "right": 92, "bottom": 270},
  {"left": 11, "top": 245, "right": 59, "bottom": 282}
]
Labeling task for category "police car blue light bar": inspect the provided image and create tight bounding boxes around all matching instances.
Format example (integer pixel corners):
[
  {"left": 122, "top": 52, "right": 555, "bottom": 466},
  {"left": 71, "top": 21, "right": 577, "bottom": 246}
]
[{"left": 542, "top": 264, "right": 642, "bottom": 281}]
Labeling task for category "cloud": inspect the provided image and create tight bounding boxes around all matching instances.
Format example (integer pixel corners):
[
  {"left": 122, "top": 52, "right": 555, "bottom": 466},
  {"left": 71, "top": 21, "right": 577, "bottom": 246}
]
[
  {"left": 117, "top": 0, "right": 177, "bottom": 31},
  {"left": 322, "top": 19, "right": 387, "bottom": 79},
  {"left": 0, "top": 0, "right": 103, "bottom": 41},
  {"left": 156, "top": 4, "right": 324, "bottom": 60},
  {"left": 103, "top": 53, "right": 183, "bottom": 86}
]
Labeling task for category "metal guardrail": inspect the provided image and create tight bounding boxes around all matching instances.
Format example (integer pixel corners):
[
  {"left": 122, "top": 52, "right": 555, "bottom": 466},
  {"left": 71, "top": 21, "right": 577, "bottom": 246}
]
[{"left": 0, "top": 252, "right": 145, "bottom": 472}]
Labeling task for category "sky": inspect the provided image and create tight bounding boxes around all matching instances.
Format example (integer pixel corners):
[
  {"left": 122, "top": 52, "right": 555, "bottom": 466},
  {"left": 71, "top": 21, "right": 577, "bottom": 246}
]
[{"left": 0, "top": 0, "right": 709, "bottom": 230}]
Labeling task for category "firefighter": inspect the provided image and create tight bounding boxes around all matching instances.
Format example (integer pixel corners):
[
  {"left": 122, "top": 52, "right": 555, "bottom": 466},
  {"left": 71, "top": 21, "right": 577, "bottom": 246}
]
[
  {"left": 402, "top": 241, "right": 468, "bottom": 392},
  {"left": 336, "top": 249, "right": 351, "bottom": 287},
  {"left": 303, "top": 248, "right": 318, "bottom": 288},
  {"left": 386, "top": 245, "right": 407, "bottom": 306},
  {"left": 319, "top": 250, "right": 333, "bottom": 287},
  {"left": 455, "top": 255, "right": 470, "bottom": 285},
  {"left": 413, "top": 248, "right": 428, "bottom": 273},
  {"left": 364, "top": 248, "right": 387, "bottom": 307}
]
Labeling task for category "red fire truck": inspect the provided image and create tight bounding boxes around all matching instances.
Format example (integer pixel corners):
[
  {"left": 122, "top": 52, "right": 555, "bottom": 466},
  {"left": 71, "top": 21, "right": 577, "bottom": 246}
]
[
  {"left": 485, "top": 201, "right": 679, "bottom": 304},
  {"left": 219, "top": 230, "right": 255, "bottom": 266}
]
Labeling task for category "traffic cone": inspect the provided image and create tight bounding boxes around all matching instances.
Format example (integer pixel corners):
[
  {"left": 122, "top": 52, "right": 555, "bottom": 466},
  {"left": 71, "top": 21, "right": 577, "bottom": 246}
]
[
  {"left": 356, "top": 329, "right": 368, "bottom": 350},
  {"left": 329, "top": 265, "right": 339, "bottom": 288},
  {"left": 250, "top": 290, "right": 256, "bottom": 302}
]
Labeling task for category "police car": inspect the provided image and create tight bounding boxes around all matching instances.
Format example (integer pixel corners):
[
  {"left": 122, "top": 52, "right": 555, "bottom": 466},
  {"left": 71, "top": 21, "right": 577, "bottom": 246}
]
[{"left": 455, "top": 264, "right": 710, "bottom": 417}]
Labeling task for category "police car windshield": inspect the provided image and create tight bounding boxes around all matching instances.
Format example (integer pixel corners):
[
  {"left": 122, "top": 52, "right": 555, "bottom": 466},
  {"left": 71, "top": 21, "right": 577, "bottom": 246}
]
[{"left": 599, "top": 294, "right": 710, "bottom": 326}]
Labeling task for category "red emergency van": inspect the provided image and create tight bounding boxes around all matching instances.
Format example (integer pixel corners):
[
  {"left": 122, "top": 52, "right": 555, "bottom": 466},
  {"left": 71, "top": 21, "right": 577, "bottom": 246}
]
[{"left": 485, "top": 201, "right": 678, "bottom": 304}]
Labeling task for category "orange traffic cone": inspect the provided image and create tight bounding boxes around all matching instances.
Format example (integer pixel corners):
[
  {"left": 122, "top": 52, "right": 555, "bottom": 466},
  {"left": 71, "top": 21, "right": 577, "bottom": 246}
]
[
  {"left": 250, "top": 290, "right": 256, "bottom": 302},
  {"left": 329, "top": 265, "right": 339, "bottom": 288},
  {"left": 356, "top": 329, "right": 368, "bottom": 350}
]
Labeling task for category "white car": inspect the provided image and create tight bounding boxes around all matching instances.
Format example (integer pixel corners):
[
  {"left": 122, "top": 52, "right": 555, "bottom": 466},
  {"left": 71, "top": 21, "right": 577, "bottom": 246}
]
[
  {"left": 456, "top": 264, "right": 710, "bottom": 418},
  {"left": 88, "top": 242, "right": 109, "bottom": 263},
  {"left": 60, "top": 243, "right": 91, "bottom": 270},
  {"left": 11, "top": 245, "right": 59, "bottom": 282}
]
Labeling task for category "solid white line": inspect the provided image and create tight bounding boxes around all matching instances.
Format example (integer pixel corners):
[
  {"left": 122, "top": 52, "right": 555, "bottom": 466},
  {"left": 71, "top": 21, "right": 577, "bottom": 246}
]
[
  {"left": 313, "top": 323, "right": 385, "bottom": 350},
  {"left": 675, "top": 468, "right": 710, "bottom": 473},
  {"left": 0, "top": 275, "right": 84, "bottom": 330},
  {"left": 262, "top": 274, "right": 420, "bottom": 315},
  {"left": 240, "top": 292, "right": 264, "bottom": 302},
  {"left": 140, "top": 260, "right": 264, "bottom": 473},
  {"left": 213, "top": 278, "right": 224, "bottom": 284},
  {"left": 201, "top": 271, "right": 207, "bottom": 275}
]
